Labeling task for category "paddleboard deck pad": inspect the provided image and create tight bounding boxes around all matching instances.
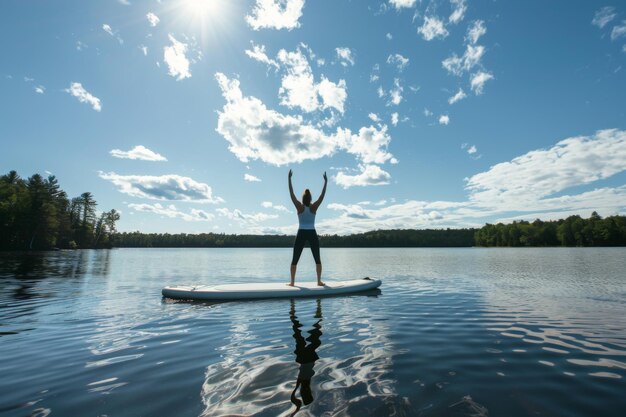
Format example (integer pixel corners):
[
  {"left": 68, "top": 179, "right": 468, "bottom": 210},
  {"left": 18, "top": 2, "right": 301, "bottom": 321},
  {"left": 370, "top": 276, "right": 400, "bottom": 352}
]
[{"left": 162, "top": 277, "right": 381, "bottom": 300}]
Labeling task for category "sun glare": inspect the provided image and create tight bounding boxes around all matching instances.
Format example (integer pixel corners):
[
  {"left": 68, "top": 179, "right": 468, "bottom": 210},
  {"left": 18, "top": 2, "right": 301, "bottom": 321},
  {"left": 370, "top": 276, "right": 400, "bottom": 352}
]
[
  {"left": 169, "top": 0, "right": 234, "bottom": 46},
  {"left": 182, "top": 0, "right": 219, "bottom": 17}
]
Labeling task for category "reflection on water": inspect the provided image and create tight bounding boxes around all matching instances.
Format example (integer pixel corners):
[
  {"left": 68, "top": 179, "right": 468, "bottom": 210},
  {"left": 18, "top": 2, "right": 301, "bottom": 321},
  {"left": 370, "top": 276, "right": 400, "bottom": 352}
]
[
  {"left": 1, "top": 248, "right": 626, "bottom": 416},
  {"left": 199, "top": 293, "right": 397, "bottom": 417},
  {"left": 289, "top": 299, "right": 322, "bottom": 415}
]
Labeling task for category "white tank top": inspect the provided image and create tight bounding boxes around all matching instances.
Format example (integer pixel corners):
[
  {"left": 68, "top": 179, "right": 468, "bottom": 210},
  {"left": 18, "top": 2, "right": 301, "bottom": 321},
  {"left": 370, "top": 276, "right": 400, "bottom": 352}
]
[{"left": 298, "top": 206, "right": 316, "bottom": 230}]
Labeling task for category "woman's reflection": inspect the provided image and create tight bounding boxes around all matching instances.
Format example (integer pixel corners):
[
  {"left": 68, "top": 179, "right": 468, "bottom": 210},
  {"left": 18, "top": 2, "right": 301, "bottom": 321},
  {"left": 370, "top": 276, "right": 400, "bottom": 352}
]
[{"left": 289, "top": 298, "right": 322, "bottom": 416}]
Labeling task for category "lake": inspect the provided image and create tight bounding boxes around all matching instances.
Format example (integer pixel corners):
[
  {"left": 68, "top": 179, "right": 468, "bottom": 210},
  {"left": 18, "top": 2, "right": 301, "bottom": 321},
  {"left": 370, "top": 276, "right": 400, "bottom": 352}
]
[{"left": 1, "top": 248, "right": 625, "bottom": 417}]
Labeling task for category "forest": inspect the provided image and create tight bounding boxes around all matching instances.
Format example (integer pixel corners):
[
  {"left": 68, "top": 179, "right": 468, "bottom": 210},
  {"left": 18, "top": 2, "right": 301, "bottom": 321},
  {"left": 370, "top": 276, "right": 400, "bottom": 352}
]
[
  {"left": 114, "top": 213, "right": 626, "bottom": 248},
  {"left": 114, "top": 228, "right": 477, "bottom": 248},
  {"left": 473, "top": 212, "right": 626, "bottom": 247},
  {"left": 0, "top": 170, "right": 120, "bottom": 250},
  {"left": 102, "top": 214, "right": 626, "bottom": 248}
]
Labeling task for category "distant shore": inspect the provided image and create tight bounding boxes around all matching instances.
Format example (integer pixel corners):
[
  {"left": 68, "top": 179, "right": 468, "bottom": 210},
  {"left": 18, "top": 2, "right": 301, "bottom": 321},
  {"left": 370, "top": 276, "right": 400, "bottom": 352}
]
[
  {"left": 112, "top": 213, "right": 626, "bottom": 248},
  {"left": 3, "top": 212, "right": 626, "bottom": 251}
]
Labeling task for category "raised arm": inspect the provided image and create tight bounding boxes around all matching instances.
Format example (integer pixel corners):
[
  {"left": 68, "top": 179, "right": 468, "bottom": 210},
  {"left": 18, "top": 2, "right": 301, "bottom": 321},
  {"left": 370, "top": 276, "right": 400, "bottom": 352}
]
[
  {"left": 311, "top": 172, "right": 327, "bottom": 212},
  {"left": 288, "top": 169, "right": 303, "bottom": 211}
]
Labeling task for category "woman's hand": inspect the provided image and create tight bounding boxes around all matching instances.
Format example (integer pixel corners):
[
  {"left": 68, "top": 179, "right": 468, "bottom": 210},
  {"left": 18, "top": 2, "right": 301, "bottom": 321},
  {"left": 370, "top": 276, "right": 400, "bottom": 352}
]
[{"left": 323, "top": 171, "right": 327, "bottom": 182}]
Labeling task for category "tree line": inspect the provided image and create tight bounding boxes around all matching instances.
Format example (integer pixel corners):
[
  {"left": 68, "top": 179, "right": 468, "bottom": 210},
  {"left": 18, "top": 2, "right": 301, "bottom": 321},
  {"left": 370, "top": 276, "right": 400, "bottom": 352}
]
[
  {"left": 473, "top": 212, "right": 626, "bottom": 247},
  {"left": 114, "top": 228, "right": 477, "bottom": 248},
  {"left": 115, "top": 213, "right": 626, "bottom": 248},
  {"left": 0, "top": 170, "right": 120, "bottom": 250}
]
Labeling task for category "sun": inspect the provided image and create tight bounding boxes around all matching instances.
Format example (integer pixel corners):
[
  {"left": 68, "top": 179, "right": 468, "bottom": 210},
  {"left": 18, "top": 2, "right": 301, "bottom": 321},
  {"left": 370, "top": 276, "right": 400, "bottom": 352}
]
[
  {"left": 170, "top": 0, "right": 234, "bottom": 46},
  {"left": 181, "top": 0, "right": 220, "bottom": 18}
]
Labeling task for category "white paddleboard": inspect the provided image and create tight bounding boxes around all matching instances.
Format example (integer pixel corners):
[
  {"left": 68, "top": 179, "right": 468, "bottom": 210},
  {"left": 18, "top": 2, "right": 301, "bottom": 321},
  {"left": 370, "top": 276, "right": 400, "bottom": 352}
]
[{"left": 162, "top": 277, "right": 381, "bottom": 300}]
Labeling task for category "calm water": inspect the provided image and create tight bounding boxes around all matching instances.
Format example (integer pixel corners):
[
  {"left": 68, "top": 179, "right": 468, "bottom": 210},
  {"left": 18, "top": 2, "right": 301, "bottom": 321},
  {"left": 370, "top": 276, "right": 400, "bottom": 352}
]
[{"left": 1, "top": 248, "right": 625, "bottom": 417}]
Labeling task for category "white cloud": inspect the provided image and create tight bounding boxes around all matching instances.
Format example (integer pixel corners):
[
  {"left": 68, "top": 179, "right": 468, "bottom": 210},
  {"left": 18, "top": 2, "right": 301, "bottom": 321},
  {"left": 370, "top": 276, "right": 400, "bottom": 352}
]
[
  {"left": 76, "top": 41, "right": 87, "bottom": 51},
  {"left": 110, "top": 145, "right": 167, "bottom": 161},
  {"left": 449, "top": 0, "right": 466, "bottom": 24},
  {"left": 334, "top": 165, "right": 392, "bottom": 188},
  {"left": 386, "top": 33, "right": 393, "bottom": 40},
  {"left": 462, "top": 143, "right": 481, "bottom": 159},
  {"left": 216, "top": 208, "right": 278, "bottom": 223},
  {"left": 592, "top": 7, "right": 617, "bottom": 29},
  {"left": 277, "top": 48, "right": 318, "bottom": 112},
  {"left": 102, "top": 23, "right": 114, "bottom": 36},
  {"left": 215, "top": 73, "right": 336, "bottom": 165},
  {"left": 164, "top": 34, "right": 191, "bottom": 81},
  {"left": 442, "top": 44, "right": 485, "bottom": 76},
  {"left": 245, "top": 42, "right": 279, "bottom": 69},
  {"left": 321, "top": 199, "right": 469, "bottom": 234},
  {"left": 246, "top": 0, "right": 304, "bottom": 31},
  {"left": 335, "top": 47, "right": 355, "bottom": 67},
  {"left": 317, "top": 77, "right": 347, "bottom": 113},
  {"left": 418, "top": 16, "right": 449, "bottom": 41},
  {"left": 389, "top": 0, "right": 416, "bottom": 9},
  {"left": 442, "top": 21, "right": 493, "bottom": 96},
  {"left": 146, "top": 12, "right": 160, "bottom": 27},
  {"left": 424, "top": 108, "right": 433, "bottom": 117},
  {"left": 118, "top": 0, "right": 131, "bottom": 5},
  {"left": 391, "top": 112, "right": 399, "bottom": 126},
  {"left": 377, "top": 86, "right": 385, "bottom": 98},
  {"left": 298, "top": 42, "right": 316, "bottom": 61},
  {"left": 327, "top": 203, "right": 373, "bottom": 219},
  {"left": 336, "top": 125, "right": 394, "bottom": 164},
  {"left": 467, "top": 20, "right": 487, "bottom": 44},
  {"left": 368, "top": 113, "right": 381, "bottom": 122},
  {"left": 244, "top": 173, "right": 262, "bottom": 182},
  {"left": 466, "top": 129, "right": 626, "bottom": 209},
  {"left": 470, "top": 71, "right": 493, "bottom": 94},
  {"left": 277, "top": 47, "right": 347, "bottom": 114},
  {"left": 439, "top": 114, "right": 450, "bottom": 125},
  {"left": 370, "top": 64, "right": 380, "bottom": 82},
  {"left": 262, "top": 201, "right": 290, "bottom": 212},
  {"left": 66, "top": 82, "right": 101, "bottom": 112},
  {"left": 102, "top": 24, "right": 123, "bottom": 44},
  {"left": 140, "top": 45, "right": 148, "bottom": 55},
  {"left": 129, "top": 203, "right": 214, "bottom": 222},
  {"left": 386, "top": 53, "right": 409, "bottom": 71},
  {"left": 441, "top": 55, "right": 463, "bottom": 76},
  {"left": 215, "top": 73, "right": 393, "bottom": 169},
  {"left": 34, "top": 85, "right": 45, "bottom": 94},
  {"left": 99, "top": 172, "right": 223, "bottom": 203},
  {"left": 448, "top": 88, "right": 467, "bottom": 104},
  {"left": 611, "top": 21, "right": 626, "bottom": 41},
  {"left": 388, "top": 78, "right": 403, "bottom": 106}
]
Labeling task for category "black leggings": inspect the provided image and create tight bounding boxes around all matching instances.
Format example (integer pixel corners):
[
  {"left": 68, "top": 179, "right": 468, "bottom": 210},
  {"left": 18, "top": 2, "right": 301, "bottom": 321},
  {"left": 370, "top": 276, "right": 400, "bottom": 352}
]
[{"left": 291, "top": 229, "right": 321, "bottom": 265}]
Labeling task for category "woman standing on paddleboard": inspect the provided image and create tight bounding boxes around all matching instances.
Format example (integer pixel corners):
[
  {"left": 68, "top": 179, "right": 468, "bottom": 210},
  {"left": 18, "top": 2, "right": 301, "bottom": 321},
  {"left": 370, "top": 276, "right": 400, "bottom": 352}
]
[{"left": 288, "top": 169, "right": 327, "bottom": 287}]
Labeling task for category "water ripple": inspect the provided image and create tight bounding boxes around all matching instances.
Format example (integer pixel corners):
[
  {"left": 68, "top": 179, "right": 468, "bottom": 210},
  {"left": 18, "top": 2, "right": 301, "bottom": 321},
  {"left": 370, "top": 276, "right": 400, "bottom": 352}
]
[{"left": 1, "top": 248, "right": 625, "bottom": 417}]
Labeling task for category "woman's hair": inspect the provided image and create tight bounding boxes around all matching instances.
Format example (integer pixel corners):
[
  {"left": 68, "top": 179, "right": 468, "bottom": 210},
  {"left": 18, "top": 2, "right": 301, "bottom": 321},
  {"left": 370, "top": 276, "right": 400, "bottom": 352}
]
[{"left": 302, "top": 189, "right": 312, "bottom": 207}]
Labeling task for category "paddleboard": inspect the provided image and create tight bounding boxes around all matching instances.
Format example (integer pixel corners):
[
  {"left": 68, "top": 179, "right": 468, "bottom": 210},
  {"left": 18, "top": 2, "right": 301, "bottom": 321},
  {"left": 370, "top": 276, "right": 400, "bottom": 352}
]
[{"left": 162, "top": 277, "right": 381, "bottom": 300}]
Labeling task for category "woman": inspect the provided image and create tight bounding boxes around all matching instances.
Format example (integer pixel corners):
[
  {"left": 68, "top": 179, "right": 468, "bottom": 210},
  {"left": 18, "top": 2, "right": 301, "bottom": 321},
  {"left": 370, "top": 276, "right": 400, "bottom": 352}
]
[{"left": 288, "top": 169, "right": 327, "bottom": 286}]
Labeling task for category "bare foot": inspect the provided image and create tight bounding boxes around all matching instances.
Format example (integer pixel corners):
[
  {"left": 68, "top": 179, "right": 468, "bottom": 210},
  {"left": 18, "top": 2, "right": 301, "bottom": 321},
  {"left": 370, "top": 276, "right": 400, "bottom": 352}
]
[
  {"left": 286, "top": 283, "right": 294, "bottom": 287},
  {"left": 317, "top": 281, "right": 325, "bottom": 286}
]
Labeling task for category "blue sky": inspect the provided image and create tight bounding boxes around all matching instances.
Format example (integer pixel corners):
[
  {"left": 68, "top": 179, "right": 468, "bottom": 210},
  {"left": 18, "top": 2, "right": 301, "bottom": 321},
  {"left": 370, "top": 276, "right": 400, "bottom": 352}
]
[{"left": 1, "top": 0, "right": 625, "bottom": 234}]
